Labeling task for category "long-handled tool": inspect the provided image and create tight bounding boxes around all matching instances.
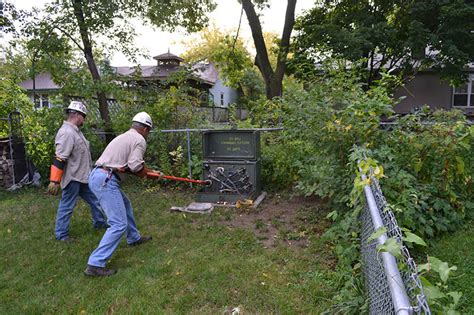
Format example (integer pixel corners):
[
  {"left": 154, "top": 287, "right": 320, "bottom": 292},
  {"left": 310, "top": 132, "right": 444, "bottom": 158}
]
[{"left": 146, "top": 171, "right": 211, "bottom": 186}]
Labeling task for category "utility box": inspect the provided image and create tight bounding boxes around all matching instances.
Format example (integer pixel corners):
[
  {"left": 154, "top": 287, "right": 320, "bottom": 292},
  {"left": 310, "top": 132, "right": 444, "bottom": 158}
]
[
  {"left": 196, "top": 130, "right": 262, "bottom": 203},
  {"left": 202, "top": 130, "right": 260, "bottom": 160}
]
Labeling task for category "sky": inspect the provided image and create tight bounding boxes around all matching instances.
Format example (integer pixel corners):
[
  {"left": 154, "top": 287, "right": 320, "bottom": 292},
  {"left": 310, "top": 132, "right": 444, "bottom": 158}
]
[{"left": 8, "top": 0, "right": 315, "bottom": 66}]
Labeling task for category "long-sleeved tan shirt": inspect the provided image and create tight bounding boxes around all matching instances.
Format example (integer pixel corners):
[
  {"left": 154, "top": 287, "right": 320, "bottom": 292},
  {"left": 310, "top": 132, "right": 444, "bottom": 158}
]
[
  {"left": 95, "top": 128, "right": 146, "bottom": 179},
  {"left": 55, "top": 121, "right": 93, "bottom": 189}
]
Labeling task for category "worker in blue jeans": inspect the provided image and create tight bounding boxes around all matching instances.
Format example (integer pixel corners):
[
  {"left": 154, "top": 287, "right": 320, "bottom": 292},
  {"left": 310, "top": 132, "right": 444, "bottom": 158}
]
[
  {"left": 55, "top": 181, "right": 107, "bottom": 240},
  {"left": 48, "top": 101, "right": 107, "bottom": 241},
  {"left": 84, "top": 112, "right": 163, "bottom": 277}
]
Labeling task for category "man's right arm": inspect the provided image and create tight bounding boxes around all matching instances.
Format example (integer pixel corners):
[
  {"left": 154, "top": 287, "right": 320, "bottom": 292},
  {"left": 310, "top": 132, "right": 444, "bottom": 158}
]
[
  {"left": 128, "top": 141, "right": 163, "bottom": 179},
  {"left": 47, "top": 130, "right": 74, "bottom": 195}
]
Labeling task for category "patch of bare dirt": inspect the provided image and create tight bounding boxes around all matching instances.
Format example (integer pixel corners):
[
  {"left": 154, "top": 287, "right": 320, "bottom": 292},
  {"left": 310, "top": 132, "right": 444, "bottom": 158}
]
[{"left": 219, "top": 193, "right": 331, "bottom": 249}]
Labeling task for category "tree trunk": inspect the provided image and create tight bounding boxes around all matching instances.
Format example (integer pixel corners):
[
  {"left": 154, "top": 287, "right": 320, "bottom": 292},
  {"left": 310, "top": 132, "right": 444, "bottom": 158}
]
[
  {"left": 242, "top": 0, "right": 296, "bottom": 99},
  {"left": 72, "top": 0, "right": 114, "bottom": 143}
]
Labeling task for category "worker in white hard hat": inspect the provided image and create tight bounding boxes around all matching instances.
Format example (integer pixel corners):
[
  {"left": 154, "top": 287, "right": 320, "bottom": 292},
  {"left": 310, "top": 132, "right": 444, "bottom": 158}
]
[
  {"left": 84, "top": 111, "right": 164, "bottom": 277},
  {"left": 48, "top": 101, "right": 108, "bottom": 242}
]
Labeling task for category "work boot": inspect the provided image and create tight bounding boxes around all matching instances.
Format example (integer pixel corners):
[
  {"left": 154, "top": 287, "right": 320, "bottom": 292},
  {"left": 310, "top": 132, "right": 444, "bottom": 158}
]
[
  {"left": 84, "top": 265, "right": 117, "bottom": 277},
  {"left": 129, "top": 236, "right": 152, "bottom": 246},
  {"left": 93, "top": 223, "right": 109, "bottom": 229}
]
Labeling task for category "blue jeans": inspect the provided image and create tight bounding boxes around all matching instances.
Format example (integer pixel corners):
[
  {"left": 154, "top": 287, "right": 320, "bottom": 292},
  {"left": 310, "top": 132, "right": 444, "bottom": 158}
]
[
  {"left": 87, "top": 168, "right": 141, "bottom": 268},
  {"left": 55, "top": 180, "right": 107, "bottom": 240}
]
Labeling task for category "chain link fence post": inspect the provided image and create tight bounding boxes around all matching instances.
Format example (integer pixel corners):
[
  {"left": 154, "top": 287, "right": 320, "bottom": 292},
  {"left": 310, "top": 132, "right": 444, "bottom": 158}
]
[{"left": 359, "top": 169, "right": 431, "bottom": 314}]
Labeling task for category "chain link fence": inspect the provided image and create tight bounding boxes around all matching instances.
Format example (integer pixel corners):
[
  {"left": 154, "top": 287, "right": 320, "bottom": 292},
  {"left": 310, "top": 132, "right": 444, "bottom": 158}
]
[{"left": 360, "top": 170, "right": 431, "bottom": 314}]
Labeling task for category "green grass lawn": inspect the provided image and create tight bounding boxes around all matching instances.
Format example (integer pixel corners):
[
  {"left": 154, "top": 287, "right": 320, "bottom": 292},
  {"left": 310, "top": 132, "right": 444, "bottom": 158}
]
[
  {"left": 0, "top": 184, "right": 338, "bottom": 314},
  {"left": 424, "top": 221, "right": 474, "bottom": 313}
]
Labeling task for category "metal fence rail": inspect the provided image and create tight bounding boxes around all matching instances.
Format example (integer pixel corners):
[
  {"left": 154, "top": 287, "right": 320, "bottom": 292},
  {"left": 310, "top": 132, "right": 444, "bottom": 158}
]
[{"left": 360, "top": 171, "right": 431, "bottom": 314}]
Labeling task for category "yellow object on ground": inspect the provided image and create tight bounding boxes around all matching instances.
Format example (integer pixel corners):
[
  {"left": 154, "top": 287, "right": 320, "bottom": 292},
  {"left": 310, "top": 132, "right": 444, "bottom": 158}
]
[{"left": 236, "top": 199, "right": 253, "bottom": 208}]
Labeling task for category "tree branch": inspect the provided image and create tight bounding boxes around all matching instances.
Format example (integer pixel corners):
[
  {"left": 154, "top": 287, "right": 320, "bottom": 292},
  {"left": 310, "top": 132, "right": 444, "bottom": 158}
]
[
  {"left": 241, "top": 0, "right": 274, "bottom": 81},
  {"left": 52, "top": 25, "right": 84, "bottom": 52},
  {"left": 275, "top": 0, "right": 296, "bottom": 80}
]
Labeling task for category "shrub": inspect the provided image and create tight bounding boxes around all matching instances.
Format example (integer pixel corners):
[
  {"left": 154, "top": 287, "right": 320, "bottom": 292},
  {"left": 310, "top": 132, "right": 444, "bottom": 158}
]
[{"left": 243, "top": 70, "right": 473, "bottom": 238}]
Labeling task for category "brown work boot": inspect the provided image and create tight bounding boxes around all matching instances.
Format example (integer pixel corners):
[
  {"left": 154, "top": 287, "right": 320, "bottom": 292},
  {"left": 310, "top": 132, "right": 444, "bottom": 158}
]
[
  {"left": 84, "top": 265, "right": 117, "bottom": 277},
  {"left": 129, "top": 236, "right": 152, "bottom": 246}
]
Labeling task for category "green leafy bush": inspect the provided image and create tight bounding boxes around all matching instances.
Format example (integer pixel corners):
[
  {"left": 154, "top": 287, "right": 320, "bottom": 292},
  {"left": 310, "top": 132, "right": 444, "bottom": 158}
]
[
  {"left": 377, "top": 109, "right": 473, "bottom": 237},
  {"left": 244, "top": 70, "right": 473, "bottom": 239}
]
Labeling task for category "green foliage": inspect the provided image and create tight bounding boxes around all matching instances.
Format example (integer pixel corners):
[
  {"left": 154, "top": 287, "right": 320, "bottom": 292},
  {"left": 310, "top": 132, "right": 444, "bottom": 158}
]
[
  {"left": 20, "top": 106, "right": 64, "bottom": 177},
  {"left": 14, "top": 0, "right": 217, "bottom": 140},
  {"left": 182, "top": 25, "right": 265, "bottom": 106},
  {"left": 379, "top": 109, "right": 473, "bottom": 238},
  {"left": 183, "top": 26, "right": 253, "bottom": 88},
  {"left": 101, "top": 72, "right": 212, "bottom": 178},
  {"left": 418, "top": 257, "right": 462, "bottom": 314},
  {"left": 144, "top": 0, "right": 216, "bottom": 33},
  {"left": 236, "top": 66, "right": 472, "bottom": 312},
  {"left": 21, "top": 0, "right": 217, "bottom": 63},
  {"left": 0, "top": 79, "right": 31, "bottom": 136},
  {"left": 291, "top": 0, "right": 474, "bottom": 86},
  {"left": 0, "top": 2, "right": 19, "bottom": 34},
  {"left": 424, "top": 222, "right": 474, "bottom": 312},
  {"left": 0, "top": 76, "right": 64, "bottom": 178},
  {"left": 244, "top": 67, "right": 473, "bottom": 239}
]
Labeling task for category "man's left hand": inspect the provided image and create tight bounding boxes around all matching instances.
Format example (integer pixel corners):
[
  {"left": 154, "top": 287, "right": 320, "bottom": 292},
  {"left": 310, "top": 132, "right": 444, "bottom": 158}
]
[
  {"left": 47, "top": 182, "right": 60, "bottom": 195},
  {"left": 147, "top": 170, "right": 164, "bottom": 180}
]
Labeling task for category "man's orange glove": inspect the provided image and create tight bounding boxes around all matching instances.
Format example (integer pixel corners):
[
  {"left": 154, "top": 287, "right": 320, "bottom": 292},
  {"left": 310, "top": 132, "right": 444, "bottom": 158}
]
[{"left": 47, "top": 156, "right": 65, "bottom": 195}]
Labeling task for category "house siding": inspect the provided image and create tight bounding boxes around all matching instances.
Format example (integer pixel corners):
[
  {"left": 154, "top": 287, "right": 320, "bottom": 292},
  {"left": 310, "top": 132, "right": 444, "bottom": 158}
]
[
  {"left": 393, "top": 72, "right": 452, "bottom": 114},
  {"left": 209, "top": 78, "right": 238, "bottom": 107}
]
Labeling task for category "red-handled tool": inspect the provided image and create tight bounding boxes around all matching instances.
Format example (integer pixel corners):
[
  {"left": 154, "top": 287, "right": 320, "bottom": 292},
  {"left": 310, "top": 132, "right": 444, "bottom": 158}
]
[{"left": 146, "top": 172, "right": 211, "bottom": 186}]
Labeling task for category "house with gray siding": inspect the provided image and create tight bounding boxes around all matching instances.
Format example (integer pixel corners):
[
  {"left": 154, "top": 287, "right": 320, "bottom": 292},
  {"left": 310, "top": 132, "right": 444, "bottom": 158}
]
[{"left": 393, "top": 68, "right": 474, "bottom": 117}]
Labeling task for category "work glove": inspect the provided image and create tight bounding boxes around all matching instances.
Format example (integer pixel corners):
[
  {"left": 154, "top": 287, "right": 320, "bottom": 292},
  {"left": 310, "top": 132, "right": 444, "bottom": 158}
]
[
  {"left": 47, "top": 182, "right": 61, "bottom": 195},
  {"left": 135, "top": 166, "right": 151, "bottom": 178},
  {"left": 48, "top": 156, "right": 65, "bottom": 195},
  {"left": 147, "top": 170, "right": 164, "bottom": 180}
]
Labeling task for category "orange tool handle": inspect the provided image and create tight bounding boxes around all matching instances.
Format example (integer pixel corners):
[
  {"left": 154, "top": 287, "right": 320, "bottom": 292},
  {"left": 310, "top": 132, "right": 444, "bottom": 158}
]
[{"left": 146, "top": 172, "right": 211, "bottom": 185}]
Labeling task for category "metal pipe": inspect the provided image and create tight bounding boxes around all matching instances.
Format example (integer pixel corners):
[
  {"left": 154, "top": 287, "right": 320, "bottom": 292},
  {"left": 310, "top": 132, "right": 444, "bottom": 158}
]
[
  {"left": 146, "top": 172, "right": 210, "bottom": 185},
  {"left": 361, "top": 171, "right": 412, "bottom": 314},
  {"left": 160, "top": 127, "right": 284, "bottom": 133},
  {"left": 186, "top": 129, "right": 192, "bottom": 188},
  {"left": 7, "top": 113, "right": 16, "bottom": 186}
]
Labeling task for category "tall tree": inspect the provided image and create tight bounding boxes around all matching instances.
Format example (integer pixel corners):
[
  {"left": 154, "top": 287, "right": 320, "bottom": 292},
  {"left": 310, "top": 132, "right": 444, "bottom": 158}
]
[
  {"left": 0, "top": 1, "right": 19, "bottom": 34},
  {"left": 20, "top": 0, "right": 216, "bottom": 142},
  {"left": 241, "top": 0, "right": 297, "bottom": 99},
  {"left": 291, "top": 0, "right": 474, "bottom": 86}
]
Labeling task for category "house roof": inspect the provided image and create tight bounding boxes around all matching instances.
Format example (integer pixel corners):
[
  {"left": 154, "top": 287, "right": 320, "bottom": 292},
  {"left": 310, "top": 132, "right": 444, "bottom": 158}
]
[
  {"left": 192, "top": 63, "right": 218, "bottom": 84},
  {"left": 153, "top": 52, "right": 184, "bottom": 62},
  {"left": 19, "top": 72, "right": 60, "bottom": 90},
  {"left": 19, "top": 52, "right": 220, "bottom": 90},
  {"left": 113, "top": 63, "right": 218, "bottom": 85}
]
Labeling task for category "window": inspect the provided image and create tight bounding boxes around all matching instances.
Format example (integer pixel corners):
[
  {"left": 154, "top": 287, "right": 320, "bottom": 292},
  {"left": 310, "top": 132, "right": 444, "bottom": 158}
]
[
  {"left": 33, "top": 94, "right": 51, "bottom": 109},
  {"left": 41, "top": 94, "right": 49, "bottom": 108},
  {"left": 453, "top": 75, "right": 474, "bottom": 107},
  {"left": 220, "top": 92, "right": 224, "bottom": 106}
]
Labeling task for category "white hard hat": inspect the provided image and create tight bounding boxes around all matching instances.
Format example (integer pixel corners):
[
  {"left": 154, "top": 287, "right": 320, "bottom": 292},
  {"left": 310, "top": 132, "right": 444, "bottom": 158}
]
[
  {"left": 132, "top": 112, "right": 153, "bottom": 128},
  {"left": 67, "top": 101, "right": 87, "bottom": 116}
]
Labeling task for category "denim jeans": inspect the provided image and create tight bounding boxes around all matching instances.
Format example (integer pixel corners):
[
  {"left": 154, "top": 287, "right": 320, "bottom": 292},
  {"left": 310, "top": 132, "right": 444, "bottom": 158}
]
[
  {"left": 87, "top": 168, "right": 141, "bottom": 268},
  {"left": 55, "top": 180, "right": 107, "bottom": 240}
]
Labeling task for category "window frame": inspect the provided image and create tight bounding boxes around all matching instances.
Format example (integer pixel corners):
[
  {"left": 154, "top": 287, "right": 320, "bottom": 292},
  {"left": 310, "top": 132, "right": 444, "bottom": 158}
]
[
  {"left": 33, "top": 93, "right": 52, "bottom": 109},
  {"left": 452, "top": 74, "right": 474, "bottom": 108}
]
